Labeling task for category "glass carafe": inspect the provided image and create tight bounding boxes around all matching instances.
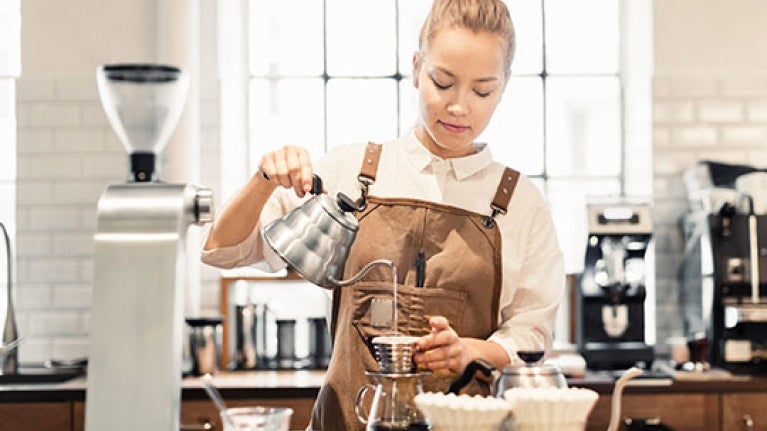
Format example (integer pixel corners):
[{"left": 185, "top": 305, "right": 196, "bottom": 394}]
[{"left": 355, "top": 370, "right": 431, "bottom": 431}]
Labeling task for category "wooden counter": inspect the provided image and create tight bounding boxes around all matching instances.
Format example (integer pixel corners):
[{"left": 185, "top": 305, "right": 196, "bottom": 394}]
[
  {"left": 1, "top": 370, "right": 766, "bottom": 431},
  {"left": 0, "top": 370, "right": 325, "bottom": 431}
]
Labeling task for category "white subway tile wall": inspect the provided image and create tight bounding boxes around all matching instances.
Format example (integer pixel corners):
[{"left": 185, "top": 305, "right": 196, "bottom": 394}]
[
  {"left": 652, "top": 74, "right": 767, "bottom": 348},
  {"left": 16, "top": 77, "right": 221, "bottom": 363}
]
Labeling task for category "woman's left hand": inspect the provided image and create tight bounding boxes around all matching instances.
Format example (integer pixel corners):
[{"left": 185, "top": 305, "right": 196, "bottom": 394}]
[{"left": 414, "top": 316, "right": 477, "bottom": 373}]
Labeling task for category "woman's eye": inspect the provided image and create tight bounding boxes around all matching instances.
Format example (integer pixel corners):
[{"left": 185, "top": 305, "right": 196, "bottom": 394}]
[
  {"left": 474, "top": 89, "right": 492, "bottom": 98},
  {"left": 431, "top": 77, "right": 451, "bottom": 90}
]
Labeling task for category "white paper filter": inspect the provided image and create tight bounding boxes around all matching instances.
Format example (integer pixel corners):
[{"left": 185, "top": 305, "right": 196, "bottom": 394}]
[
  {"left": 414, "top": 392, "right": 512, "bottom": 431},
  {"left": 503, "top": 387, "right": 599, "bottom": 431}
]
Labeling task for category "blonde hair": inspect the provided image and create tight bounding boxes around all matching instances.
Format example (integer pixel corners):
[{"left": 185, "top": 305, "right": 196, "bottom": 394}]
[{"left": 418, "top": 0, "right": 516, "bottom": 74}]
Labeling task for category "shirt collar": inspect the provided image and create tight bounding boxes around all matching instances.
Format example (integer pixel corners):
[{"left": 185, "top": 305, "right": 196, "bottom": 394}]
[{"left": 403, "top": 131, "right": 494, "bottom": 180}]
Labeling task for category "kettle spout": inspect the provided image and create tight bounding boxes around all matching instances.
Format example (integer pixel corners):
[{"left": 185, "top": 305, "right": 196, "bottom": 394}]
[
  {"left": 606, "top": 367, "right": 642, "bottom": 431},
  {"left": 329, "top": 259, "right": 395, "bottom": 287}
]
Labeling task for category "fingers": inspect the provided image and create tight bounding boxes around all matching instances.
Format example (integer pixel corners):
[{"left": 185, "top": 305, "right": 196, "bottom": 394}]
[
  {"left": 428, "top": 315, "right": 450, "bottom": 332},
  {"left": 415, "top": 316, "right": 464, "bottom": 373},
  {"left": 416, "top": 315, "right": 454, "bottom": 351},
  {"left": 285, "top": 149, "right": 304, "bottom": 196},
  {"left": 297, "top": 149, "right": 314, "bottom": 194},
  {"left": 415, "top": 337, "right": 463, "bottom": 373},
  {"left": 259, "top": 146, "right": 314, "bottom": 197}
]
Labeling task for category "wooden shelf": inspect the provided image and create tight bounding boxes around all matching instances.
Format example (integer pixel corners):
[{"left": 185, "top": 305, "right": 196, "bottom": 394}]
[{"left": 218, "top": 269, "right": 307, "bottom": 367}]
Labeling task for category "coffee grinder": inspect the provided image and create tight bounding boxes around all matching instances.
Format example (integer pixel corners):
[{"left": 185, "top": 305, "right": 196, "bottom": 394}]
[
  {"left": 85, "top": 64, "right": 214, "bottom": 431},
  {"left": 576, "top": 202, "right": 654, "bottom": 370}
]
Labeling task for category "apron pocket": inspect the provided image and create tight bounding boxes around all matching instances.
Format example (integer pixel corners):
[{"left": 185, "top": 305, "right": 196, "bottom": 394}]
[{"left": 351, "top": 281, "right": 468, "bottom": 341}]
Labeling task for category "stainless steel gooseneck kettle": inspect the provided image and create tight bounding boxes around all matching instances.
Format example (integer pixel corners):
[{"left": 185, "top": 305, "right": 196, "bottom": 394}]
[
  {"left": 446, "top": 351, "right": 568, "bottom": 396},
  {"left": 263, "top": 174, "right": 393, "bottom": 289}
]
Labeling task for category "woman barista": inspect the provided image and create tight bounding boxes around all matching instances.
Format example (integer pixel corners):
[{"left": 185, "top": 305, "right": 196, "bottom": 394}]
[{"left": 202, "top": 0, "right": 565, "bottom": 429}]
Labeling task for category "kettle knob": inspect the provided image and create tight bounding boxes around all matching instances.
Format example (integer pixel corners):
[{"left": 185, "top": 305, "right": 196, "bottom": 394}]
[
  {"left": 337, "top": 192, "right": 364, "bottom": 212},
  {"left": 310, "top": 175, "right": 323, "bottom": 195},
  {"left": 517, "top": 350, "right": 544, "bottom": 365},
  {"left": 307, "top": 174, "right": 363, "bottom": 213}
]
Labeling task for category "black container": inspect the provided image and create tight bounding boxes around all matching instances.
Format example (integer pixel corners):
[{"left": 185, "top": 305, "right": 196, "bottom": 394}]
[
  {"left": 185, "top": 316, "right": 224, "bottom": 376},
  {"left": 308, "top": 317, "right": 332, "bottom": 368}
]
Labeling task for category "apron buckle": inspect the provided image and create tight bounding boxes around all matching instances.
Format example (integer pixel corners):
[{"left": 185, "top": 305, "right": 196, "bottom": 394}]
[{"left": 483, "top": 205, "right": 506, "bottom": 229}]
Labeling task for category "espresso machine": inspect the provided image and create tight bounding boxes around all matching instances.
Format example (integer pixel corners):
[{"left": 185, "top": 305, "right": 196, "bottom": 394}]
[
  {"left": 85, "top": 64, "right": 214, "bottom": 431},
  {"left": 680, "top": 161, "right": 767, "bottom": 374},
  {"left": 576, "top": 202, "right": 654, "bottom": 370}
]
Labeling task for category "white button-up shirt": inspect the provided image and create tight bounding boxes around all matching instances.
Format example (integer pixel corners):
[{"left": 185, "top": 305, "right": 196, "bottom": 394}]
[{"left": 202, "top": 132, "right": 565, "bottom": 363}]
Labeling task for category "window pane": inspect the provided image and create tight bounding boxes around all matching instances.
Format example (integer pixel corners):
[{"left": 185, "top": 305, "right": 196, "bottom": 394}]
[
  {"left": 546, "top": 178, "right": 621, "bottom": 273},
  {"left": 398, "top": 0, "right": 432, "bottom": 78},
  {"left": 249, "top": 0, "right": 324, "bottom": 76},
  {"left": 249, "top": 78, "right": 325, "bottom": 166},
  {"left": 506, "top": 0, "right": 543, "bottom": 75},
  {"left": 544, "top": 0, "right": 619, "bottom": 74},
  {"left": 326, "top": 0, "right": 396, "bottom": 76},
  {"left": 327, "top": 79, "right": 398, "bottom": 148},
  {"left": 399, "top": 78, "right": 418, "bottom": 137},
  {"left": 479, "top": 77, "right": 544, "bottom": 175},
  {"left": 546, "top": 77, "right": 621, "bottom": 177}
]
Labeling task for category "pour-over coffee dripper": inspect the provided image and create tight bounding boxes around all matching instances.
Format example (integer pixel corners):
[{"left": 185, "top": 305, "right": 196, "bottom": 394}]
[{"left": 96, "top": 64, "right": 189, "bottom": 182}]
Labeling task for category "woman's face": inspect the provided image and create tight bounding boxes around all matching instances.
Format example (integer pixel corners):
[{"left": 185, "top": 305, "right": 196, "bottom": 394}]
[{"left": 413, "top": 26, "right": 508, "bottom": 159}]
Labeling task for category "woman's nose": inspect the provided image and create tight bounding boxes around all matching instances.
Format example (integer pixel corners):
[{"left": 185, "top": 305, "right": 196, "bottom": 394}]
[
  {"left": 446, "top": 99, "right": 468, "bottom": 116},
  {"left": 446, "top": 91, "right": 469, "bottom": 116}
]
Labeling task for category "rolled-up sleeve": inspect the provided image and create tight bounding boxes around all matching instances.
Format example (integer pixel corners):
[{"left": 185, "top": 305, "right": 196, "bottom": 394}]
[
  {"left": 488, "top": 185, "right": 565, "bottom": 364},
  {"left": 200, "top": 188, "right": 298, "bottom": 271},
  {"left": 200, "top": 144, "right": 363, "bottom": 271}
]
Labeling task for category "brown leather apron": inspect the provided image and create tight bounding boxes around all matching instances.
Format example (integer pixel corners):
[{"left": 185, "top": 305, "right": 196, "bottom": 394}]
[{"left": 309, "top": 143, "right": 519, "bottom": 431}]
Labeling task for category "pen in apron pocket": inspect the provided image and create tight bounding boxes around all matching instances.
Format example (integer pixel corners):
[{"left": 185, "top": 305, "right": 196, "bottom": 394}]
[{"left": 415, "top": 250, "right": 425, "bottom": 288}]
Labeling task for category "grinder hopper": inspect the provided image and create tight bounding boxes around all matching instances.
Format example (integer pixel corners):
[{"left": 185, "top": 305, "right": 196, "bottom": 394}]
[{"left": 96, "top": 64, "right": 189, "bottom": 182}]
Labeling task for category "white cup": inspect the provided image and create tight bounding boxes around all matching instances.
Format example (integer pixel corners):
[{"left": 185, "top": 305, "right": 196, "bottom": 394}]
[{"left": 736, "top": 172, "right": 767, "bottom": 214}]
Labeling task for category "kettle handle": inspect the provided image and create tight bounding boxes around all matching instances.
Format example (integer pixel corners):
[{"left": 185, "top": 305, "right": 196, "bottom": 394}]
[
  {"left": 260, "top": 172, "right": 324, "bottom": 196},
  {"left": 445, "top": 358, "right": 496, "bottom": 395},
  {"left": 310, "top": 175, "right": 323, "bottom": 195}
]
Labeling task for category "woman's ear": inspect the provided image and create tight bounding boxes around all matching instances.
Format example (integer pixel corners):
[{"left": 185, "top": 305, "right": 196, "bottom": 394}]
[
  {"left": 498, "top": 70, "right": 512, "bottom": 101},
  {"left": 412, "top": 51, "right": 421, "bottom": 88}
]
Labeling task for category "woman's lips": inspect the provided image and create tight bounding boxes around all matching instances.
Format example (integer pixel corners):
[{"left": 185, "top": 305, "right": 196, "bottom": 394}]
[{"left": 439, "top": 121, "right": 469, "bottom": 134}]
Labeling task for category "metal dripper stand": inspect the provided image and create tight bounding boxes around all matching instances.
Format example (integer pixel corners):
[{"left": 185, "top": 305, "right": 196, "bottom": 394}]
[{"left": 85, "top": 64, "right": 214, "bottom": 431}]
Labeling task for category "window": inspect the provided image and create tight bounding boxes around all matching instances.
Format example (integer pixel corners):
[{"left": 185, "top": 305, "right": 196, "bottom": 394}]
[
  {"left": 0, "top": 0, "right": 20, "bottom": 320},
  {"left": 241, "top": 0, "right": 651, "bottom": 274}
]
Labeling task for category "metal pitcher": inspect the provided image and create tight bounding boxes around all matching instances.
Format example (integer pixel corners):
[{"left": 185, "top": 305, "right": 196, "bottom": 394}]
[{"left": 263, "top": 175, "right": 392, "bottom": 289}]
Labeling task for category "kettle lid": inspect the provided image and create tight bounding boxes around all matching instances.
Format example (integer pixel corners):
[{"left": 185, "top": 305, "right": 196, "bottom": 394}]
[
  {"left": 502, "top": 350, "right": 564, "bottom": 376},
  {"left": 317, "top": 194, "right": 359, "bottom": 230},
  {"left": 501, "top": 363, "right": 564, "bottom": 376}
]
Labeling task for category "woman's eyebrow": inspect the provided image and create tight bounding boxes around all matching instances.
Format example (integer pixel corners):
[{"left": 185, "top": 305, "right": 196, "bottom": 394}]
[{"left": 432, "top": 66, "right": 499, "bottom": 83}]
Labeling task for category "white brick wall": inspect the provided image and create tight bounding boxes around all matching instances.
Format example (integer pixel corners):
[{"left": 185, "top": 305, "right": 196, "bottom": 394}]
[
  {"left": 653, "top": 74, "right": 767, "bottom": 348},
  {"left": 15, "top": 77, "right": 222, "bottom": 363}
]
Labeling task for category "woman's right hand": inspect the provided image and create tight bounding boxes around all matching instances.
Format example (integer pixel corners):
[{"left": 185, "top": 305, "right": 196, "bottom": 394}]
[{"left": 259, "top": 145, "right": 315, "bottom": 198}]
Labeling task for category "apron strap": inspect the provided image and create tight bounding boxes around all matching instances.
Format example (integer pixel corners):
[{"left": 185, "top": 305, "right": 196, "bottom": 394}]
[
  {"left": 484, "top": 167, "right": 520, "bottom": 228},
  {"left": 359, "top": 142, "right": 383, "bottom": 181},
  {"left": 492, "top": 167, "right": 520, "bottom": 212}
]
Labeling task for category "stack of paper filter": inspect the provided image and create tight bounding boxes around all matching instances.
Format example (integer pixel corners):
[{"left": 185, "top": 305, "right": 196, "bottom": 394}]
[
  {"left": 503, "top": 387, "right": 599, "bottom": 431},
  {"left": 414, "top": 392, "right": 512, "bottom": 431}
]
